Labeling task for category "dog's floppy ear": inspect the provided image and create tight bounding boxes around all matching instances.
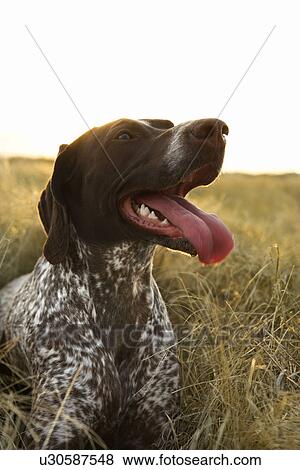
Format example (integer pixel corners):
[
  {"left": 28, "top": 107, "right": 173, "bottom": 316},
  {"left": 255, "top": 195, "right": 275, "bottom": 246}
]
[
  {"left": 38, "top": 182, "right": 69, "bottom": 264},
  {"left": 141, "top": 119, "right": 174, "bottom": 130},
  {"left": 38, "top": 144, "right": 76, "bottom": 265}
]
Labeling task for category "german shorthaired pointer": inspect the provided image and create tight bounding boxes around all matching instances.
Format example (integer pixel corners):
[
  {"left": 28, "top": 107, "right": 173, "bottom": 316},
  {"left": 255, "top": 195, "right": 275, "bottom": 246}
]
[{"left": 0, "top": 118, "right": 233, "bottom": 449}]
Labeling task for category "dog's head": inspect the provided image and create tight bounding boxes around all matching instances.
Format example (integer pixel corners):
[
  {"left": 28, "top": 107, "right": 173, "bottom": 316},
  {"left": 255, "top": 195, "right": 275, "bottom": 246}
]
[{"left": 38, "top": 118, "right": 234, "bottom": 265}]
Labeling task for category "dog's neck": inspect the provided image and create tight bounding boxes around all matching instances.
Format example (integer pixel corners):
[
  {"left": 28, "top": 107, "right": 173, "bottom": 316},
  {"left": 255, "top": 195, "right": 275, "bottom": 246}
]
[{"left": 56, "top": 230, "right": 166, "bottom": 330}]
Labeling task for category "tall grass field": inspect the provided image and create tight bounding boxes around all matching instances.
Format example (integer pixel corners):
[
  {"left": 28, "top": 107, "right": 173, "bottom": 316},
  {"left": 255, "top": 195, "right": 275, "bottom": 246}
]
[{"left": 0, "top": 157, "right": 299, "bottom": 449}]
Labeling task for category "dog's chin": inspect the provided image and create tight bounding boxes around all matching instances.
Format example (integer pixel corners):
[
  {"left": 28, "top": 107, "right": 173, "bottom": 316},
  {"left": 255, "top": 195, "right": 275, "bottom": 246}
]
[
  {"left": 151, "top": 235, "right": 197, "bottom": 257},
  {"left": 121, "top": 220, "right": 196, "bottom": 256}
]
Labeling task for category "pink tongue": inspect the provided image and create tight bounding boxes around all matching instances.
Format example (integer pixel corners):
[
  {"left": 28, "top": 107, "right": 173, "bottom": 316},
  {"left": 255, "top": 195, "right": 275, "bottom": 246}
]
[{"left": 140, "top": 193, "right": 234, "bottom": 264}]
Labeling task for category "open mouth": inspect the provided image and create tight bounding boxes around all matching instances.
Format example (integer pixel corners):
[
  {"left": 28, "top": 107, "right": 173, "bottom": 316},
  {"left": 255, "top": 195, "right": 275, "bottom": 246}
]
[{"left": 120, "top": 163, "right": 234, "bottom": 264}]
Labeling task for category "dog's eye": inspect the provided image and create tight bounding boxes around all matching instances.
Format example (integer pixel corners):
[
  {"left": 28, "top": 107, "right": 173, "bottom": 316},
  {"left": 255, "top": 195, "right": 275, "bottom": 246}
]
[{"left": 117, "top": 132, "right": 132, "bottom": 140}]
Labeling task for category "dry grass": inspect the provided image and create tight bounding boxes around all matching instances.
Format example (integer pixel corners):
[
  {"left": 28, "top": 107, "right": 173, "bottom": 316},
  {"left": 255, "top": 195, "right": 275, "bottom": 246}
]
[{"left": 0, "top": 158, "right": 299, "bottom": 449}]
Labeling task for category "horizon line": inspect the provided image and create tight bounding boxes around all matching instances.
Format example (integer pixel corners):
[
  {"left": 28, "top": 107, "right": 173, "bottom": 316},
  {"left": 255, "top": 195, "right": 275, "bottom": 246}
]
[{"left": 1, "top": 154, "right": 299, "bottom": 177}]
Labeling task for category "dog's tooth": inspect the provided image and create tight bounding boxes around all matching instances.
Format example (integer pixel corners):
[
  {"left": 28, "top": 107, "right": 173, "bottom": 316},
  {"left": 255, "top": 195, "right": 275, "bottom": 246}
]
[
  {"left": 140, "top": 204, "right": 150, "bottom": 217},
  {"left": 161, "top": 218, "right": 169, "bottom": 225},
  {"left": 148, "top": 210, "right": 158, "bottom": 220}
]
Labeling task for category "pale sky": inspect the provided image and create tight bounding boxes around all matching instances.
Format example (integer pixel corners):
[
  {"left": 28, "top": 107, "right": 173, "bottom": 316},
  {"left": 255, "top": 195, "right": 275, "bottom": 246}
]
[{"left": 0, "top": 0, "right": 299, "bottom": 173}]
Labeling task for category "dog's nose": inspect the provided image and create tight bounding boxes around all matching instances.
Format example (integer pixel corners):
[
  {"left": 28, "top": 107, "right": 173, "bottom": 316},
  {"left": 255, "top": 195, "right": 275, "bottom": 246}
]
[{"left": 190, "top": 119, "right": 229, "bottom": 141}]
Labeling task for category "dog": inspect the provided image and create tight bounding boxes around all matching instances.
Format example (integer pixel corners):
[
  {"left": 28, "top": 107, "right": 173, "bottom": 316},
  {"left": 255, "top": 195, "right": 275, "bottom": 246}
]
[{"left": 0, "top": 117, "right": 233, "bottom": 449}]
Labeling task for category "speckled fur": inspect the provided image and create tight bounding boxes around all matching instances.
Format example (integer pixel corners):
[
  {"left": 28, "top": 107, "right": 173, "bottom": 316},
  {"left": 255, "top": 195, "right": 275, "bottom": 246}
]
[{"left": 0, "top": 229, "right": 179, "bottom": 449}]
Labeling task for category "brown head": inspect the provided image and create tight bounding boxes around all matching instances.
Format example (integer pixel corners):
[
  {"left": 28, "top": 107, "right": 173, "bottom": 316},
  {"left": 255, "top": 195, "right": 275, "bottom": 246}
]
[{"left": 38, "top": 117, "right": 234, "bottom": 265}]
